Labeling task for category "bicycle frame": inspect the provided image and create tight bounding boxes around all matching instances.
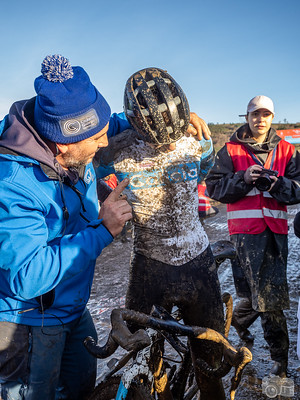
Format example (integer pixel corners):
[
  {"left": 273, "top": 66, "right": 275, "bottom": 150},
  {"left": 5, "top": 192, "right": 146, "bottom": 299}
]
[
  {"left": 114, "top": 327, "right": 166, "bottom": 399},
  {"left": 84, "top": 240, "right": 250, "bottom": 400}
]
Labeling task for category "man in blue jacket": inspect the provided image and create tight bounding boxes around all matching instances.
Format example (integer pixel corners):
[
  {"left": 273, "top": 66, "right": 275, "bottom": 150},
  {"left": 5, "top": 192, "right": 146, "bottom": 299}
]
[
  {"left": 0, "top": 54, "right": 133, "bottom": 400},
  {"left": 0, "top": 56, "right": 211, "bottom": 400}
]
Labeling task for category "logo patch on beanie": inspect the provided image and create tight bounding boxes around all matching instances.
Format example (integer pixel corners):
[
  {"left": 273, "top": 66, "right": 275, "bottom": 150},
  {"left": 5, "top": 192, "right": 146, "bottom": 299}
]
[{"left": 59, "top": 109, "right": 99, "bottom": 137}]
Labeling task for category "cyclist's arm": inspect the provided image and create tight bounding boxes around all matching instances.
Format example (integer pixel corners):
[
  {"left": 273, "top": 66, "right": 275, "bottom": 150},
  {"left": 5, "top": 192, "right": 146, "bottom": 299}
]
[
  {"left": 94, "top": 129, "right": 137, "bottom": 179},
  {"left": 107, "top": 112, "right": 131, "bottom": 138},
  {"left": 198, "top": 137, "right": 215, "bottom": 183}
]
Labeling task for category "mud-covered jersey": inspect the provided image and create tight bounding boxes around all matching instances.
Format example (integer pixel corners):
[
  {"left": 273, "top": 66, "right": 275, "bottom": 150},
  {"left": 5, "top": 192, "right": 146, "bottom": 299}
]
[{"left": 95, "top": 129, "right": 214, "bottom": 266}]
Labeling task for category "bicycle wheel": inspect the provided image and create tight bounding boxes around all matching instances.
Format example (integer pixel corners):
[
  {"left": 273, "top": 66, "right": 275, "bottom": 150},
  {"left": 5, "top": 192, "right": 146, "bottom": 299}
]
[
  {"left": 169, "top": 349, "right": 199, "bottom": 400},
  {"left": 85, "top": 376, "right": 120, "bottom": 400},
  {"left": 127, "top": 378, "right": 155, "bottom": 400}
]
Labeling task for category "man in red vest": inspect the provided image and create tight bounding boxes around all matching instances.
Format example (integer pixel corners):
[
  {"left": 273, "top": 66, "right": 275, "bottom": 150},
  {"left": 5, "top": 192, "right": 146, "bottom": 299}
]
[{"left": 205, "top": 95, "right": 300, "bottom": 377}]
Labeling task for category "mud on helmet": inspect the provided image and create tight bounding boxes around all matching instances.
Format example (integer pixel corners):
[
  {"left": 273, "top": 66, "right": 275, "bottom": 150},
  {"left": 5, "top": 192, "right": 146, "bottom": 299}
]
[{"left": 124, "top": 67, "right": 190, "bottom": 145}]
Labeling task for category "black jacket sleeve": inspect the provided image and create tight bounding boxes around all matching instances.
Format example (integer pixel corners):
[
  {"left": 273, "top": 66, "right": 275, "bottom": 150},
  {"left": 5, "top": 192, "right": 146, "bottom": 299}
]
[{"left": 268, "top": 149, "right": 300, "bottom": 205}]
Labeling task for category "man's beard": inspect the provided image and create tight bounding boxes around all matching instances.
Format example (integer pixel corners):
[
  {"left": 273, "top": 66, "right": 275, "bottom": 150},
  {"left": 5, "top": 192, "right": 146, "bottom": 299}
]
[{"left": 61, "top": 152, "right": 88, "bottom": 169}]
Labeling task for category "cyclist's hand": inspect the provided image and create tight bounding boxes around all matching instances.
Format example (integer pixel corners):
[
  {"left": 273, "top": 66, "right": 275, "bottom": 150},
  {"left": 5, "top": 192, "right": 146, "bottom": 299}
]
[
  {"left": 99, "top": 178, "right": 132, "bottom": 237},
  {"left": 244, "top": 165, "right": 262, "bottom": 184},
  {"left": 186, "top": 112, "right": 211, "bottom": 140}
]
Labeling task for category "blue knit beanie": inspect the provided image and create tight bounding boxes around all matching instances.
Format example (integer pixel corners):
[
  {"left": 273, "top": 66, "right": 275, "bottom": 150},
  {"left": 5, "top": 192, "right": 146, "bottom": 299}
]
[{"left": 34, "top": 54, "right": 111, "bottom": 144}]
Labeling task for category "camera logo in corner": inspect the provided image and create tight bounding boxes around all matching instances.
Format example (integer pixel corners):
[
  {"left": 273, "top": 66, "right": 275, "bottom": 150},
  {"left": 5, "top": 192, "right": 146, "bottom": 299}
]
[{"left": 262, "top": 376, "right": 294, "bottom": 398}]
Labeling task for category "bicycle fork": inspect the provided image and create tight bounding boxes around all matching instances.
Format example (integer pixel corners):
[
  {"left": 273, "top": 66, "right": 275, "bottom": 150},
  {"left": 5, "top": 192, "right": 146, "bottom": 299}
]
[
  {"left": 114, "top": 327, "right": 174, "bottom": 400},
  {"left": 152, "top": 349, "right": 173, "bottom": 400}
]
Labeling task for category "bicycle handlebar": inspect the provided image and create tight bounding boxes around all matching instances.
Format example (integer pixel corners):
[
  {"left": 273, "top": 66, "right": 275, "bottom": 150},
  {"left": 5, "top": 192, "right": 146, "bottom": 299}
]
[
  {"left": 85, "top": 307, "right": 239, "bottom": 358},
  {"left": 84, "top": 306, "right": 251, "bottom": 400},
  {"left": 114, "top": 308, "right": 252, "bottom": 398},
  {"left": 84, "top": 331, "right": 119, "bottom": 359}
]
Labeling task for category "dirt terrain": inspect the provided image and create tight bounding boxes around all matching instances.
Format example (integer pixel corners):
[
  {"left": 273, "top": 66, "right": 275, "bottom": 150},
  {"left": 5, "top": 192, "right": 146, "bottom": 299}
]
[{"left": 88, "top": 203, "right": 300, "bottom": 399}]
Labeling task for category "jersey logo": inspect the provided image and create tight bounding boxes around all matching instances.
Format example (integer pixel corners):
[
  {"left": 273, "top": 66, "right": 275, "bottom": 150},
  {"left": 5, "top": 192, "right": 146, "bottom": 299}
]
[
  {"left": 138, "top": 161, "right": 155, "bottom": 169},
  {"left": 117, "top": 161, "right": 201, "bottom": 190}
]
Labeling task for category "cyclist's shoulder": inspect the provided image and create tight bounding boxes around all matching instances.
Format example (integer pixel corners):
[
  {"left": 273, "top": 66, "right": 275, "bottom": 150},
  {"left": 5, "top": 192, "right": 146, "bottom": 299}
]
[{"left": 176, "top": 135, "right": 213, "bottom": 157}]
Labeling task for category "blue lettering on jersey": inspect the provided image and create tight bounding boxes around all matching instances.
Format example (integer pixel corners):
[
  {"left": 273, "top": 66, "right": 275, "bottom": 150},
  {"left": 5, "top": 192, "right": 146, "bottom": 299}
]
[{"left": 115, "top": 160, "right": 201, "bottom": 190}]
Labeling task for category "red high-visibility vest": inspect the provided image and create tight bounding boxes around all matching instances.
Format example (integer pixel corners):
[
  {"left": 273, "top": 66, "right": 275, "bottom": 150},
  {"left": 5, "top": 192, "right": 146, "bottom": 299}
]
[{"left": 226, "top": 140, "right": 294, "bottom": 235}]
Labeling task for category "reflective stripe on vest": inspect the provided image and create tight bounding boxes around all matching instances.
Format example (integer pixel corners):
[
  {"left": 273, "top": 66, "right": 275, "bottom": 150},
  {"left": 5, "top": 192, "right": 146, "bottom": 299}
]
[
  {"left": 227, "top": 208, "right": 288, "bottom": 220},
  {"left": 247, "top": 188, "right": 275, "bottom": 198}
]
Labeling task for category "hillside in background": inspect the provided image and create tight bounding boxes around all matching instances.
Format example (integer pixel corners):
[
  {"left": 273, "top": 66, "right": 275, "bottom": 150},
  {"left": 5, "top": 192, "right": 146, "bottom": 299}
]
[{"left": 209, "top": 123, "right": 300, "bottom": 151}]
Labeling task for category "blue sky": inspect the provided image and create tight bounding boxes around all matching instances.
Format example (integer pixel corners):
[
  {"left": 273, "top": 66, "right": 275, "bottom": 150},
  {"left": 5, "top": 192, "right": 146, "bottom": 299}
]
[{"left": 0, "top": 0, "right": 299, "bottom": 124}]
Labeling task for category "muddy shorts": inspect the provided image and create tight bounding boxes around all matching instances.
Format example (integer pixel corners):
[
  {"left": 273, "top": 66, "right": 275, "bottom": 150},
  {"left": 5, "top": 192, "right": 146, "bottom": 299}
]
[{"left": 126, "top": 246, "right": 224, "bottom": 331}]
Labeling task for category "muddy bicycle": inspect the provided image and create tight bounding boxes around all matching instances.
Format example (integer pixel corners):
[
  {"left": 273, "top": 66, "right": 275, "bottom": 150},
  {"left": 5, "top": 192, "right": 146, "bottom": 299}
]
[{"left": 84, "top": 241, "right": 252, "bottom": 400}]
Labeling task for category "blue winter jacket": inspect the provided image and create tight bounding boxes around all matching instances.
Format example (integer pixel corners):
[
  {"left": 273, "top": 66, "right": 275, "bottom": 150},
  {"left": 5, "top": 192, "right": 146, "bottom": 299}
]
[{"left": 0, "top": 98, "right": 130, "bottom": 326}]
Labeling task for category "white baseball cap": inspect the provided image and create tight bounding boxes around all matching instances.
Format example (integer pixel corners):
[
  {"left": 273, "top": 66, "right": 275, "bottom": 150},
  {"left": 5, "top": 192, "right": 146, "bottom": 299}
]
[{"left": 239, "top": 95, "right": 275, "bottom": 117}]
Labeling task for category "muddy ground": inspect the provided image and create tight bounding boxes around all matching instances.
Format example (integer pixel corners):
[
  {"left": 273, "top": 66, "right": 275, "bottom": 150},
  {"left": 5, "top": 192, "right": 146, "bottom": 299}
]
[{"left": 88, "top": 203, "right": 300, "bottom": 399}]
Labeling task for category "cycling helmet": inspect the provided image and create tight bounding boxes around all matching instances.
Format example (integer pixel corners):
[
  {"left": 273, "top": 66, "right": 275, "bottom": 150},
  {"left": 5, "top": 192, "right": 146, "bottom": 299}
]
[{"left": 124, "top": 67, "right": 190, "bottom": 145}]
